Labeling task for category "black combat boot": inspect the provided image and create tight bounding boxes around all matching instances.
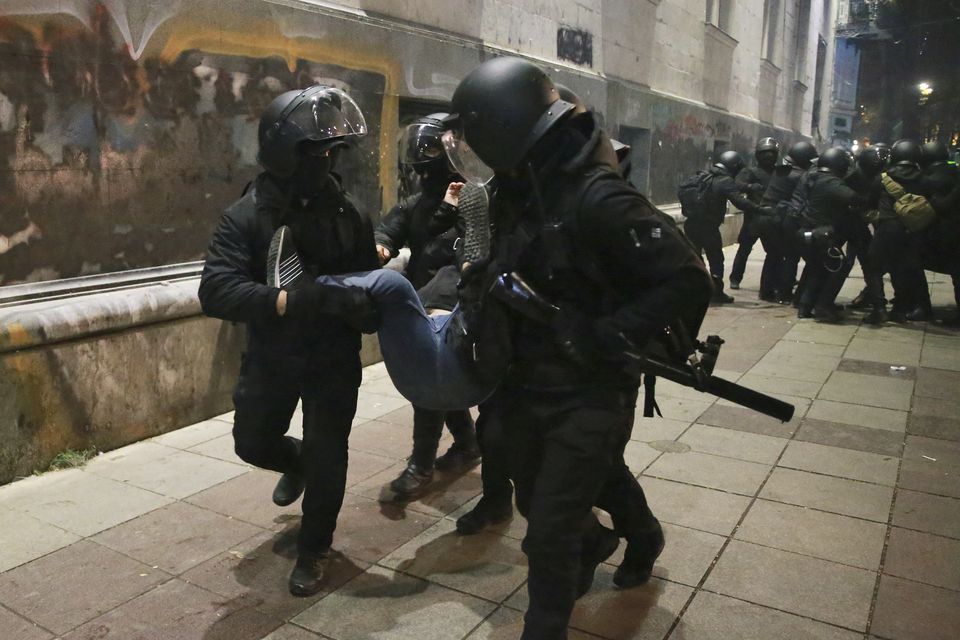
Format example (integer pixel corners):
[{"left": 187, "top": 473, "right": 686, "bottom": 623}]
[
  {"left": 813, "top": 304, "right": 844, "bottom": 323},
  {"left": 614, "top": 519, "right": 665, "bottom": 589},
  {"left": 797, "top": 303, "right": 814, "bottom": 319},
  {"left": 905, "top": 303, "right": 933, "bottom": 322},
  {"left": 289, "top": 550, "right": 330, "bottom": 597},
  {"left": 273, "top": 471, "right": 305, "bottom": 506},
  {"left": 434, "top": 443, "right": 482, "bottom": 473},
  {"left": 456, "top": 496, "right": 513, "bottom": 535},
  {"left": 864, "top": 305, "right": 887, "bottom": 325},
  {"left": 710, "top": 276, "right": 734, "bottom": 304},
  {"left": 387, "top": 461, "right": 434, "bottom": 498},
  {"left": 577, "top": 524, "right": 620, "bottom": 598}
]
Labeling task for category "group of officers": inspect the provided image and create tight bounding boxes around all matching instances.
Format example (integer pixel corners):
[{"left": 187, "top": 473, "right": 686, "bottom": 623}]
[
  {"left": 198, "top": 54, "right": 956, "bottom": 640},
  {"left": 682, "top": 135, "right": 960, "bottom": 325}
]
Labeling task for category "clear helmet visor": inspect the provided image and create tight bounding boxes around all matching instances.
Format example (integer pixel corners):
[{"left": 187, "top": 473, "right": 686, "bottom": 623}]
[
  {"left": 442, "top": 129, "right": 495, "bottom": 186},
  {"left": 400, "top": 122, "right": 446, "bottom": 165},
  {"left": 285, "top": 87, "right": 368, "bottom": 144}
]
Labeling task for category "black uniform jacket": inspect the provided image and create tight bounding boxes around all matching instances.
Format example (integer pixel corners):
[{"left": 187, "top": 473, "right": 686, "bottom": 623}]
[
  {"left": 736, "top": 164, "right": 774, "bottom": 205},
  {"left": 803, "top": 171, "right": 864, "bottom": 233},
  {"left": 374, "top": 187, "right": 459, "bottom": 289},
  {"left": 199, "top": 171, "right": 379, "bottom": 366},
  {"left": 491, "top": 112, "right": 713, "bottom": 391},
  {"left": 697, "top": 167, "right": 763, "bottom": 226}
]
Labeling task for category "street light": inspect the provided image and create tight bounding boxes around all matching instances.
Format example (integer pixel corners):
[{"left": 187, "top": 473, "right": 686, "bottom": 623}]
[{"left": 918, "top": 82, "right": 933, "bottom": 105}]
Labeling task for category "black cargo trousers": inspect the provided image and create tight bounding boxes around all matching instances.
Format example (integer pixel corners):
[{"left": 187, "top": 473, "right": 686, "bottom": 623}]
[
  {"left": 683, "top": 217, "right": 725, "bottom": 280},
  {"left": 232, "top": 350, "right": 361, "bottom": 555},
  {"left": 492, "top": 384, "right": 653, "bottom": 640}
]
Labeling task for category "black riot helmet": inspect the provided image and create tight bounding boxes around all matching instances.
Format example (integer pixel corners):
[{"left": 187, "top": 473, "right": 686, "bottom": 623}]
[
  {"left": 817, "top": 147, "right": 850, "bottom": 176},
  {"left": 400, "top": 113, "right": 449, "bottom": 166},
  {"left": 444, "top": 57, "right": 576, "bottom": 181},
  {"left": 921, "top": 140, "right": 949, "bottom": 167},
  {"left": 715, "top": 150, "right": 745, "bottom": 176},
  {"left": 890, "top": 139, "right": 923, "bottom": 167},
  {"left": 755, "top": 137, "right": 780, "bottom": 168},
  {"left": 784, "top": 141, "right": 819, "bottom": 169},
  {"left": 258, "top": 85, "right": 367, "bottom": 179},
  {"left": 857, "top": 145, "right": 887, "bottom": 175}
]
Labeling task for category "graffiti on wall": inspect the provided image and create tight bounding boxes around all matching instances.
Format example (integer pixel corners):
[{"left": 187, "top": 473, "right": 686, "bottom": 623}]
[{"left": 0, "top": 1, "right": 395, "bottom": 286}]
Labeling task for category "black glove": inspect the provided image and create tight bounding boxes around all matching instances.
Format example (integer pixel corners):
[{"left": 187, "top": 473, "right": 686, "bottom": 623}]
[
  {"left": 286, "top": 282, "right": 381, "bottom": 334},
  {"left": 749, "top": 183, "right": 765, "bottom": 195}
]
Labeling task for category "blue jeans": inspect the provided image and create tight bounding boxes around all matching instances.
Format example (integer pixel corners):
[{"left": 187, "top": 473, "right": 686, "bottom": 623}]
[{"left": 317, "top": 269, "right": 497, "bottom": 411}]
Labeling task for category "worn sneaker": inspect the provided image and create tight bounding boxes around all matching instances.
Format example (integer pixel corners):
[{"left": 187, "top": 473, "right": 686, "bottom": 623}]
[
  {"left": 434, "top": 444, "right": 481, "bottom": 473},
  {"left": 267, "top": 225, "right": 309, "bottom": 290},
  {"left": 729, "top": 280, "right": 741, "bottom": 290},
  {"left": 289, "top": 550, "right": 330, "bottom": 597}
]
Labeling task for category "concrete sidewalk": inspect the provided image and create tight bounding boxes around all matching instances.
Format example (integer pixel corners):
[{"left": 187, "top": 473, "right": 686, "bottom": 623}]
[{"left": 2, "top": 246, "right": 959, "bottom": 640}]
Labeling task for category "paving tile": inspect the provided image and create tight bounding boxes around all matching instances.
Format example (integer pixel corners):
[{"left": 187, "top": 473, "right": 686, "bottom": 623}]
[
  {"left": 703, "top": 540, "right": 876, "bottom": 630},
  {"left": 669, "top": 590, "right": 862, "bottom": 640},
  {"left": 571, "top": 571, "right": 693, "bottom": 640},
  {"left": 189, "top": 433, "right": 248, "bottom": 465},
  {"left": 354, "top": 391, "right": 411, "bottom": 420},
  {"left": 649, "top": 395, "right": 714, "bottom": 423},
  {"left": 899, "top": 435, "right": 960, "bottom": 498},
  {"left": 261, "top": 624, "right": 324, "bottom": 640},
  {"left": 377, "top": 404, "right": 416, "bottom": 428},
  {"left": 213, "top": 410, "right": 235, "bottom": 423},
  {"left": 333, "top": 494, "right": 439, "bottom": 563},
  {"left": 93, "top": 502, "right": 262, "bottom": 575},
  {"left": 185, "top": 470, "right": 302, "bottom": 530},
  {"left": 783, "top": 324, "right": 857, "bottom": 346},
  {"left": 465, "top": 607, "right": 596, "bottom": 640},
  {"left": 853, "top": 323, "right": 925, "bottom": 344},
  {"left": 907, "top": 412, "right": 960, "bottom": 441},
  {"left": 622, "top": 441, "right": 661, "bottom": 473},
  {"left": 361, "top": 361, "right": 390, "bottom": 382},
  {"left": 735, "top": 499, "right": 886, "bottom": 569},
  {"left": 151, "top": 418, "right": 234, "bottom": 450},
  {"left": 696, "top": 403, "right": 800, "bottom": 438},
  {"left": 844, "top": 337, "right": 921, "bottom": 366},
  {"left": 920, "top": 346, "right": 960, "bottom": 372},
  {"left": 0, "top": 540, "right": 169, "bottom": 635},
  {"left": 61, "top": 578, "right": 280, "bottom": 640},
  {"left": 639, "top": 476, "right": 751, "bottom": 536},
  {"left": 871, "top": 574, "right": 960, "bottom": 640},
  {"left": 0, "top": 469, "right": 172, "bottom": 537},
  {"left": 883, "top": 526, "right": 960, "bottom": 591},
  {"left": 360, "top": 375, "right": 405, "bottom": 399},
  {"left": 806, "top": 399, "right": 907, "bottom": 433},
  {"left": 0, "top": 605, "right": 55, "bottom": 640},
  {"left": 631, "top": 417, "right": 691, "bottom": 443},
  {"left": 181, "top": 530, "right": 368, "bottom": 620},
  {"left": 293, "top": 565, "right": 495, "bottom": 640},
  {"left": 678, "top": 424, "right": 787, "bottom": 464},
  {"left": 737, "top": 373, "right": 823, "bottom": 399},
  {"left": 645, "top": 450, "right": 770, "bottom": 496},
  {"left": 714, "top": 346, "right": 768, "bottom": 373},
  {"left": 381, "top": 519, "right": 527, "bottom": 602},
  {"left": 347, "top": 420, "right": 415, "bottom": 460},
  {"left": 837, "top": 358, "right": 917, "bottom": 380},
  {"left": 819, "top": 371, "right": 914, "bottom": 411},
  {"left": 349, "top": 461, "right": 482, "bottom": 518},
  {"left": 760, "top": 468, "right": 894, "bottom": 522},
  {"left": 892, "top": 489, "right": 960, "bottom": 539},
  {"left": 84, "top": 442, "right": 247, "bottom": 499},
  {"left": 604, "top": 522, "right": 725, "bottom": 588},
  {"left": 747, "top": 357, "right": 836, "bottom": 384},
  {"left": 769, "top": 339, "right": 846, "bottom": 357},
  {"left": 795, "top": 418, "right": 904, "bottom": 456},
  {"left": 0, "top": 507, "right": 80, "bottom": 573},
  {"left": 912, "top": 394, "right": 960, "bottom": 420},
  {"left": 778, "top": 441, "right": 899, "bottom": 486}
]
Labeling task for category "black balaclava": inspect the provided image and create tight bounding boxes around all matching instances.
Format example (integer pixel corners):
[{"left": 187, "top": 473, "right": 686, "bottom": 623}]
[
  {"left": 757, "top": 150, "right": 778, "bottom": 171},
  {"left": 291, "top": 144, "right": 336, "bottom": 199},
  {"left": 414, "top": 158, "right": 454, "bottom": 196}
]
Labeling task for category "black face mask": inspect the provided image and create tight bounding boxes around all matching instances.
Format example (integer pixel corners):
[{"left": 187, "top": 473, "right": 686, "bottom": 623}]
[
  {"left": 292, "top": 153, "right": 333, "bottom": 199},
  {"left": 414, "top": 160, "right": 451, "bottom": 195},
  {"left": 757, "top": 152, "right": 778, "bottom": 170}
]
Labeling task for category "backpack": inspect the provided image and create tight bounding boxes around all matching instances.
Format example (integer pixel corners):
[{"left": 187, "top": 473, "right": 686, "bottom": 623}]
[
  {"left": 881, "top": 173, "right": 937, "bottom": 232},
  {"left": 677, "top": 171, "right": 715, "bottom": 219}
]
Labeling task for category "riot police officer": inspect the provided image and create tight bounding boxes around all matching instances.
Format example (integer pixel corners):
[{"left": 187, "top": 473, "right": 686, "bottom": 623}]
[
  {"left": 444, "top": 57, "right": 712, "bottom": 639},
  {"left": 375, "top": 114, "right": 481, "bottom": 498},
  {"left": 681, "top": 150, "right": 762, "bottom": 303},
  {"left": 730, "top": 137, "right": 779, "bottom": 290},
  {"left": 198, "top": 86, "right": 379, "bottom": 596},
  {"left": 755, "top": 141, "right": 819, "bottom": 303},
  {"left": 919, "top": 140, "right": 960, "bottom": 324},
  {"left": 794, "top": 148, "right": 865, "bottom": 321},
  {"left": 845, "top": 145, "right": 888, "bottom": 323}
]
